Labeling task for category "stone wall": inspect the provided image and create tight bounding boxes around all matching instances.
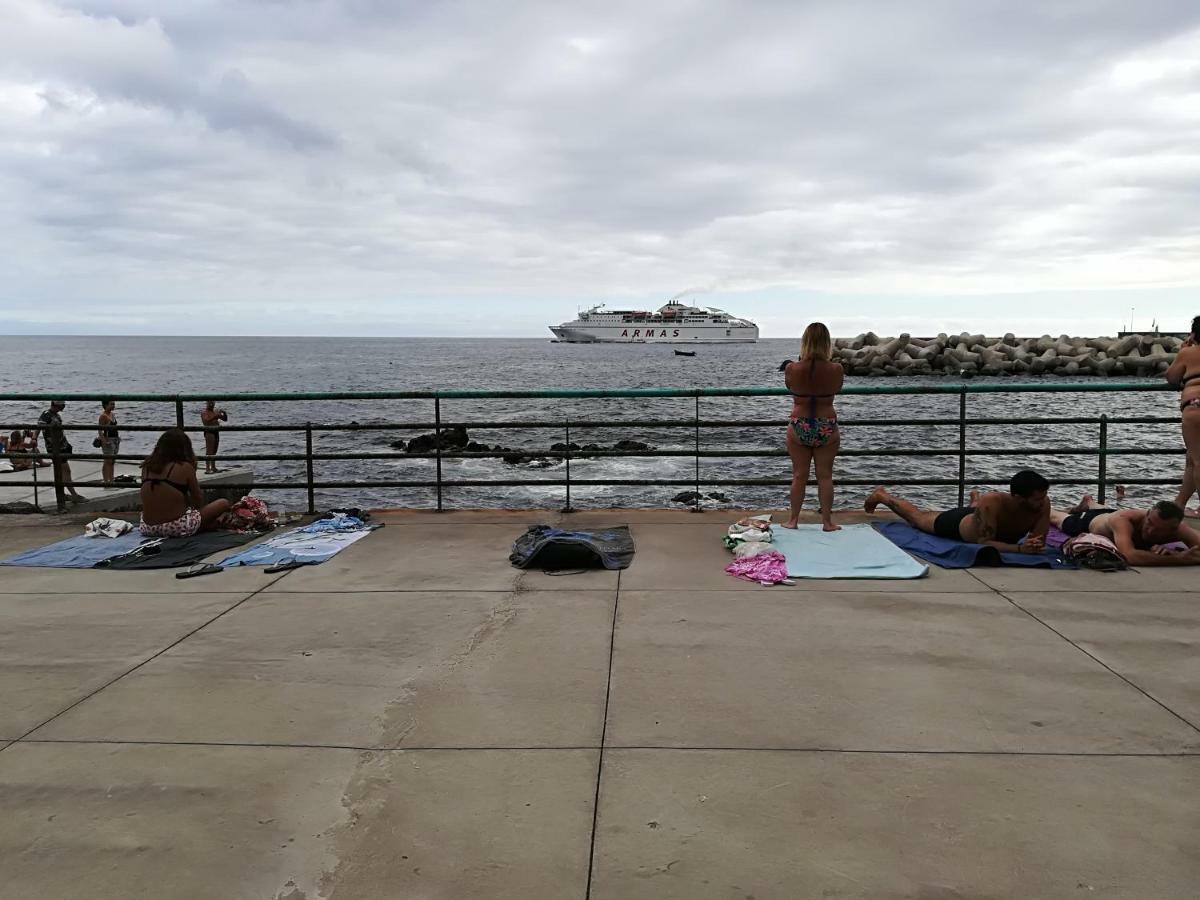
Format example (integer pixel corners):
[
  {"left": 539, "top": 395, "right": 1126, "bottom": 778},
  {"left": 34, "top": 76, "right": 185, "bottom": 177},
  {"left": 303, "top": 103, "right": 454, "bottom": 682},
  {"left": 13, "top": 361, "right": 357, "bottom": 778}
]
[{"left": 831, "top": 333, "right": 1184, "bottom": 377}]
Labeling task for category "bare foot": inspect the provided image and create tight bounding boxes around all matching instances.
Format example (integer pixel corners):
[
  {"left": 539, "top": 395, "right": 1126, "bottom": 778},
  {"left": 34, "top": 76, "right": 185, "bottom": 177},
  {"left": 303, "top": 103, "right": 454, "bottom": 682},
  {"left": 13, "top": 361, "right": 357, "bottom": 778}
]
[
  {"left": 780, "top": 517, "right": 799, "bottom": 529},
  {"left": 968, "top": 489, "right": 982, "bottom": 506},
  {"left": 822, "top": 522, "right": 842, "bottom": 532},
  {"left": 864, "top": 487, "right": 888, "bottom": 514},
  {"left": 1068, "top": 494, "right": 1094, "bottom": 515}
]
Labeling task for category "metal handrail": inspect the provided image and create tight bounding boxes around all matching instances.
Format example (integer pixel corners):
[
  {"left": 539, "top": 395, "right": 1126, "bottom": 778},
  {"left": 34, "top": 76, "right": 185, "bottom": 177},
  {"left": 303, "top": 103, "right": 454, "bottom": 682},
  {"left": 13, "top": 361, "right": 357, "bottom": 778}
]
[
  {"left": 0, "top": 382, "right": 1184, "bottom": 513},
  {"left": 0, "top": 380, "right": 1175, "bottom": 401}
]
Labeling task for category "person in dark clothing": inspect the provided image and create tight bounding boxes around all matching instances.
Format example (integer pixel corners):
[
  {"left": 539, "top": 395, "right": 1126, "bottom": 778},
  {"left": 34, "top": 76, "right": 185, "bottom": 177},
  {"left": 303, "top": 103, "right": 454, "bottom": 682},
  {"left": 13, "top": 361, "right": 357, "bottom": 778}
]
[{"left": 36, "top": 400, "right": 84, "bottom": 503}]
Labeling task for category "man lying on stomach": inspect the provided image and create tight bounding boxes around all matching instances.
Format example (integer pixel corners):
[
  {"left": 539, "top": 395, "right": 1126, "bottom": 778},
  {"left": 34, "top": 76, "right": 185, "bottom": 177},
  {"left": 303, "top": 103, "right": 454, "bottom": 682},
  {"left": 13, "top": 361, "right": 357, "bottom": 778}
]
[
  {"left": 864, "top": 469, "right": 1051, "bottom": 554},
  {"left": 1052, "top": 496, "right": 1200, "bottom": 567}
]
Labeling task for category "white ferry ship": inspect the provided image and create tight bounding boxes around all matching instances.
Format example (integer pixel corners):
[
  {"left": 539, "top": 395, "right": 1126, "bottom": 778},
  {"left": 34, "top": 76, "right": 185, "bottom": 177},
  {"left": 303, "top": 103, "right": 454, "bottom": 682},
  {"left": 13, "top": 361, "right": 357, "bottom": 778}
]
[{"left": 550, "top": 301, "right": 759, "bottom": 343}]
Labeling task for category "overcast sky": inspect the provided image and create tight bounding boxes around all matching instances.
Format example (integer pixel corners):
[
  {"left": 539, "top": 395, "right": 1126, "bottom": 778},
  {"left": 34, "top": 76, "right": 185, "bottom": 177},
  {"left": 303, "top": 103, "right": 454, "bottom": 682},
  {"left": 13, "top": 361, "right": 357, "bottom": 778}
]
[{"left": 2, "top": 0, "right": 1199, "bottom": 337}]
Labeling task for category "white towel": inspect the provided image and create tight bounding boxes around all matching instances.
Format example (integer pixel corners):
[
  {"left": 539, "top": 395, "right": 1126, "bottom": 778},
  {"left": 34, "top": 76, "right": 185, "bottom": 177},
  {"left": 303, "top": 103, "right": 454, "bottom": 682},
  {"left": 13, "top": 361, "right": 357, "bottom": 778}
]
[{"left": 84, "top": 518, "right": 135, "bottom": 539}]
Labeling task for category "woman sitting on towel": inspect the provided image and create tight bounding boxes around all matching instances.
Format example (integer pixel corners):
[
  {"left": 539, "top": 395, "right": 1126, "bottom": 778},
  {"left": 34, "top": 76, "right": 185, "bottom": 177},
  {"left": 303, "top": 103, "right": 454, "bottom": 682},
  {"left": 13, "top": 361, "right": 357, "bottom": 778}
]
[
  {"left": 139, "top": 429, "right": 230, "bottom": 537},
  {"left": 782, "top": 322, "right": 844, "bottom": 531}
]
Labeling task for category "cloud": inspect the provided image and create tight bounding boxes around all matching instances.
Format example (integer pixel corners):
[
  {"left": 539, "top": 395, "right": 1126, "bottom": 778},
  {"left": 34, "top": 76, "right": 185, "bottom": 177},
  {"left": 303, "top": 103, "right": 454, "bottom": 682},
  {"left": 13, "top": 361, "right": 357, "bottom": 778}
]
[{"left": 1, "top": 0, "right": 1200, "bottom": 335}]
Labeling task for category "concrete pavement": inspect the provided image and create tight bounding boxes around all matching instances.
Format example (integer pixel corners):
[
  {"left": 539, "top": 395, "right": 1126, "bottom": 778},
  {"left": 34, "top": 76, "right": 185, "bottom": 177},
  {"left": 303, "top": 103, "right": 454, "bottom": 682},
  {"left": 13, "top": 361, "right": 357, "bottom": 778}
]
[{"left": 0, "top": 509, "right": 1197, "bottom": 898}]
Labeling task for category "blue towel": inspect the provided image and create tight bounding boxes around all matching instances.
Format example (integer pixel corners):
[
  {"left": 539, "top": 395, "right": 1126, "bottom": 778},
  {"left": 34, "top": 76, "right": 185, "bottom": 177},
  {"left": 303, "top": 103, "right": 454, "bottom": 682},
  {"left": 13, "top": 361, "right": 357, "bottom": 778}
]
[
  {"left": 1, "top": 531, "right": 147, "bottom": 568},
  {"left": 873, "top": 521, "right": 1075, "bottom": 569},
  {"left": 219, "top": 524, "right": 377, "bottom": 567},
  {"left": 768, "top": 523, "right": 928, "bottom": 579}
]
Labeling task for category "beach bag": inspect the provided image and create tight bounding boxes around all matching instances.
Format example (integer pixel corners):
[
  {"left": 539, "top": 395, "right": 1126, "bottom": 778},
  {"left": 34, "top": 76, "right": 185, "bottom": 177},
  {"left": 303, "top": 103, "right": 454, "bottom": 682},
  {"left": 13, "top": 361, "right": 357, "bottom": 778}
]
[
  {"left": 509, "top": 525, "right": 635, "bottom": 570},
  {"left": 1063, "top": 533, "right": 1128, "bottom": 572}
]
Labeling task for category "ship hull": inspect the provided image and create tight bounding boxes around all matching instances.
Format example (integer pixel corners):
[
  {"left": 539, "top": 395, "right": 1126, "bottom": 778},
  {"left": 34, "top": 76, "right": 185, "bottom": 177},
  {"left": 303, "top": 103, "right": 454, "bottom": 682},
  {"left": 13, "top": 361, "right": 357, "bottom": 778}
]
[{"left": 549, "top": 324, "right": 759, "bottom": 343}]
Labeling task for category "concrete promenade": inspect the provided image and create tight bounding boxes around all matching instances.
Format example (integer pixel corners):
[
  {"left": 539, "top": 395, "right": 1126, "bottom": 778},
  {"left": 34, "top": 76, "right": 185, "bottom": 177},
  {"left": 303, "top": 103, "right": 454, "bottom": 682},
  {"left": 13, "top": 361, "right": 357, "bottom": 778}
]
[{"left": 0, "top": 509, "right": 1197, "bottom": 898}]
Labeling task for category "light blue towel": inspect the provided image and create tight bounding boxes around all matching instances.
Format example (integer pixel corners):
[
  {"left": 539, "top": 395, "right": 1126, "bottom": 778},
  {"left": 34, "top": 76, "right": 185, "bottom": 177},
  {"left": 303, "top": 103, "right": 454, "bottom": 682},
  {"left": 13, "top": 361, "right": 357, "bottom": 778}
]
[
  {"left": 219, "top": 524, "right": 377, "bottom": 567},
  {"left": 1, "top": 531, "right": 147, "bottom": 568},
  {"left": 768, "top": 523, "right": 928, "bottom": 579}
]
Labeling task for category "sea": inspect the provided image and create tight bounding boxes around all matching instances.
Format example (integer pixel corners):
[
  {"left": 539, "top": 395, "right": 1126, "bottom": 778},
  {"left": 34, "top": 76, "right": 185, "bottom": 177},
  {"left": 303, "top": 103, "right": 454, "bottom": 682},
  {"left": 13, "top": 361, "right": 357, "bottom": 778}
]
[{"left": 0, "top": 336, "right": 1187, "bottom": 513}]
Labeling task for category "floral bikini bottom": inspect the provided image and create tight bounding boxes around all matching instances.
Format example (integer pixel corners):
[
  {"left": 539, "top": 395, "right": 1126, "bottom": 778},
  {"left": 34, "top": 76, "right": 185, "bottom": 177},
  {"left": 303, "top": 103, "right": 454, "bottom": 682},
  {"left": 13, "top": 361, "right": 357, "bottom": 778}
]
[
  {"left": 790, "top": 417, "right": 839, "bottom": 448},
  {"left": 140, "top": 508, "right": 202, "bottom": 538}
]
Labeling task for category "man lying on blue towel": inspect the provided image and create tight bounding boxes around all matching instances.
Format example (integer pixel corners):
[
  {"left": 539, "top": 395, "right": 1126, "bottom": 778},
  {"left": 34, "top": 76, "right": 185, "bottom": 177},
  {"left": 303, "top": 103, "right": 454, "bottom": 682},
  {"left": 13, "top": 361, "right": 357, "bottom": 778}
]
[{"left": 865, "top": 469, "right": 1051, "bottom": 555}]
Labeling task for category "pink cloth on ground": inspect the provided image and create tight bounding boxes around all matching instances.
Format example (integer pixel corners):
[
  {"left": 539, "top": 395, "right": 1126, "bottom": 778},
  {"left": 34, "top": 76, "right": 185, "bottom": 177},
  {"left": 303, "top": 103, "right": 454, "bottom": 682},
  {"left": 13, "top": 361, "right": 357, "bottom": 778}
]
[{"left": 725, "top": 550, "right": 790, "bottom": 585}]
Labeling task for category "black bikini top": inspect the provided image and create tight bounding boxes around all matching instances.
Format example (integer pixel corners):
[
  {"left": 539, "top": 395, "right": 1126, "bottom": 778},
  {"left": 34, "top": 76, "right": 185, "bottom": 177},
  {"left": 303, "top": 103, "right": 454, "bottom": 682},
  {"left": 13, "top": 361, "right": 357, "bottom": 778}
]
[{"left": 143, "top": 463, "right": 190, "bottom": 497}]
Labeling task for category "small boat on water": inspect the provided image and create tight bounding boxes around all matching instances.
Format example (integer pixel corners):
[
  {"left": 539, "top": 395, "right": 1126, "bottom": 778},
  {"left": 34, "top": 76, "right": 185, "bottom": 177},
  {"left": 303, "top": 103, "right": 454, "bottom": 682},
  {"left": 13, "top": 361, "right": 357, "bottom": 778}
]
[{"left": 674, "top": 350, "right": 696, "bottom": 357}]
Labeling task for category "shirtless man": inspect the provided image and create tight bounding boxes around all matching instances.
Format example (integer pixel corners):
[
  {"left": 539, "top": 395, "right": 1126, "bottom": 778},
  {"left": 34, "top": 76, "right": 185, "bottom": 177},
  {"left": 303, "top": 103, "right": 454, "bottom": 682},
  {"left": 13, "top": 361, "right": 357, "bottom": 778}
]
[
  {"left": 1051, "top": 496, "right": 1200, "bottom": 567},
  {"left": 865, "top": 469, "right": 1051, "bottom": 554}
]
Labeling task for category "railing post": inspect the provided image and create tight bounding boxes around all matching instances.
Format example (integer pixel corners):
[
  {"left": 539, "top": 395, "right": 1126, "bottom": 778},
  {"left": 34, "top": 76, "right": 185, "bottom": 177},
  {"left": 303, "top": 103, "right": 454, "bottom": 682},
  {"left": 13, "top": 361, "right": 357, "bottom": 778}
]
[
  {"left": 32, "top": 463, "right": 39, "bottom": 512},
  {"left": 1097, "top": 414, "right": 1108, "bottom": 504},
  {"left": 562, "top": 418, "right": 574, "bottom": 513},
  {"left": 175, "top": 399, "right": 185, "bottom": 429},
  {"left": 305, "top": 422, "right": 316, "bottom": 515},
  {"left": 434, "top": 397, "right": 444, "bottom": 512},
  {"left": 957, "top": 389, "right": 967, "bottom": 508},
  {"left": 693, "top": 395, "right": 702, "bottom": 513}
]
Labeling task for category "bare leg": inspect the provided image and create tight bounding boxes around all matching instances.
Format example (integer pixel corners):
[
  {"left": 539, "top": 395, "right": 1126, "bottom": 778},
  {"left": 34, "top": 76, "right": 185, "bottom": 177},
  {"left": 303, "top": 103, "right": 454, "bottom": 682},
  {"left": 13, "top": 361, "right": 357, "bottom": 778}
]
[
  {"left": 102, "top": 451, "right": 114, "bottom": 485},
  {"left": 198, "top": 498, "right": 232, "bottom": 531},
  {"left": 782, "top": 429, "right": 813, "bottom": 528},
  {"left": 61, "top": 461, "right": 84, "bottom": 499},
  {"left": 813, "top": 435, "right": 840, "bottom": 531},
  {"left": 864, "top": 486, "right": 941, "bottom": 533},
  {"left": 1177, "top": 453, "right": 1197, "bottom": 514},
  {"left": 205, "top": 433, "right": 218, "bottom": 474},
  {"left": 1068, "top": 494, "right": 1094, "bottom": 514},
  {"left": 1183, "top": 411, "right": 1200, "bottom": 516}
]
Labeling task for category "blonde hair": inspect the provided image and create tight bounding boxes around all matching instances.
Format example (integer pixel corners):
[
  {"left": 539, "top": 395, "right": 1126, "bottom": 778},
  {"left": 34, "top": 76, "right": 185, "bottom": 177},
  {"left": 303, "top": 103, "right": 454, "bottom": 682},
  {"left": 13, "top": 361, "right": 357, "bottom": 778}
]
[{"left": 800, "top": 322, "right": 832, "bottom": 362}]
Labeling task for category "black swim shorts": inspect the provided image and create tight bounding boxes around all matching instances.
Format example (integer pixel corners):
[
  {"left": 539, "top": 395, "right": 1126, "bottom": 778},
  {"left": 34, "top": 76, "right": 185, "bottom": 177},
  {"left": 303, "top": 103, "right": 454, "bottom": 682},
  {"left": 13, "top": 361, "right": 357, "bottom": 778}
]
[
  {"left": 1059, "top": 508, "right": 1115, "bottom": 537},
  {"left": 933, "top": 507, "right": 976, "bottom": 540}
]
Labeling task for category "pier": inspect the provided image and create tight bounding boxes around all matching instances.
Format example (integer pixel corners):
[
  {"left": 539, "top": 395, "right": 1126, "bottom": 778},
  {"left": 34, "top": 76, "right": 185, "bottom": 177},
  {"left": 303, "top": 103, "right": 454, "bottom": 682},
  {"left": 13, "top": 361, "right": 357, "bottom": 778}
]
[{"left": 0, "top": 507, "right": 1196, "bottom": 897}]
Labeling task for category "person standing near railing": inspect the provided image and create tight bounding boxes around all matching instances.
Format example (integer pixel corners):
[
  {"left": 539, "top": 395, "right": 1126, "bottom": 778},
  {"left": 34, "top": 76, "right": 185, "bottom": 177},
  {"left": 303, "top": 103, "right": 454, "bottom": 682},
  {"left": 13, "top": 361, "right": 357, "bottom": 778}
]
[
  {"left": 97, "top": 399, "right": 120, "bottom": 486},
  {"left": 1167, "top": 316, "right": 1200, "bottom": 515},
  {"left": 780, "top": 322, "right": 843, "bottom": 531},
  {"left": 201, "top": 399, "right": 228, "bottom": 474},
  {"left": 36, "top": 400, "right": 84, "bottom": 504}
]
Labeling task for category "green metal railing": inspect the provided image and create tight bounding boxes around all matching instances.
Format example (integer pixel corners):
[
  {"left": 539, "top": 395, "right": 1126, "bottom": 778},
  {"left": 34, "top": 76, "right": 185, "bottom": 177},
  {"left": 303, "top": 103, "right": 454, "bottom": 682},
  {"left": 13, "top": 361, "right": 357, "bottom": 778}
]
[{"left": 0, "top": 381, "right": 1184, "bottom": 513}]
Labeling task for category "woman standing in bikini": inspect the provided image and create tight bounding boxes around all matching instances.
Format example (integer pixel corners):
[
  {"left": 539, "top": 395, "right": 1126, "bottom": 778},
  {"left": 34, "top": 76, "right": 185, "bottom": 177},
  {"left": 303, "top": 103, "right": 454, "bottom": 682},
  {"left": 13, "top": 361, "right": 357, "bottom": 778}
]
[
  {"left": 782, "top": 322, "right": 844, "bottom": 531},
  {"left": 98, "top": 399, "right": 119, "bottom": 486},
  {"left": 1167, "top": 316, "right": 1200, "bottom": 512}
]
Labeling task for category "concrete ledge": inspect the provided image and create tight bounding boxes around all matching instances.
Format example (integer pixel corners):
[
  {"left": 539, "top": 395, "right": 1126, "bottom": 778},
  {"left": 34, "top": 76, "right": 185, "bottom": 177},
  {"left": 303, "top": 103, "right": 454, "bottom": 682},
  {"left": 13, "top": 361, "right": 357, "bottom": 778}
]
[{"left": 0, "top": 461, "right": 252, "bottom": 514}]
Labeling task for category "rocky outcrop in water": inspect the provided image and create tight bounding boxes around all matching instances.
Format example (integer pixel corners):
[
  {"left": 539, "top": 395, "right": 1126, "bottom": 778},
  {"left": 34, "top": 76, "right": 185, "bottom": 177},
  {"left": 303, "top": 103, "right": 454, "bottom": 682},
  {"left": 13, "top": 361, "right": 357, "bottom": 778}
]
[
  {"left": 671, "top": 490, "right": 732, "bottom": 507},
  {"left": 819, "top": 333, "right": 1186, "bottom": 377},
  {"left": 396, "top": 430, "right": 658, "bottom": 466}
]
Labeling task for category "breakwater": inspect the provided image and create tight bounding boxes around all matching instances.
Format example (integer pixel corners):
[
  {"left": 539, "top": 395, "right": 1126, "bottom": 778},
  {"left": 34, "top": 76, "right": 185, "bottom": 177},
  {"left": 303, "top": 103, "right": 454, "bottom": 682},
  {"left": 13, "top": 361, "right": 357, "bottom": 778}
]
[{"left": 831, "top": 333, "right": 1185, "bottom": 377}]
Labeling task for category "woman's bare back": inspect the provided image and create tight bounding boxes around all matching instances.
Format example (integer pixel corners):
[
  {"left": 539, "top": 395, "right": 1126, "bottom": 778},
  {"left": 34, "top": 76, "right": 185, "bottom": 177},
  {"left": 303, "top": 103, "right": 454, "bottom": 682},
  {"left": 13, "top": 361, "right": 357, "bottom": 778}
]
[{"left": 785, "top": 359, "right": 844, "bottom": 419}]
